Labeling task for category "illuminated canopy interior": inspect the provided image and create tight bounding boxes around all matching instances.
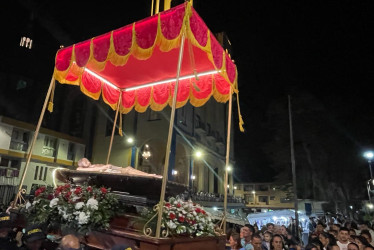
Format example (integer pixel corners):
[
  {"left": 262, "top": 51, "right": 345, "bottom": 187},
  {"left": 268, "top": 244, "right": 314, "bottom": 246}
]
[{"left": 53, "top": 2, "right": 240, "bottom": 117}]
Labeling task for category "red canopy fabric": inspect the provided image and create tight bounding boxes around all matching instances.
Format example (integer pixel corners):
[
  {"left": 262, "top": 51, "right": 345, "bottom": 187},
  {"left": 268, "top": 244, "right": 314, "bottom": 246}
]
[{"left": 53, "top": 2, "right": 238, "bottom": 114}]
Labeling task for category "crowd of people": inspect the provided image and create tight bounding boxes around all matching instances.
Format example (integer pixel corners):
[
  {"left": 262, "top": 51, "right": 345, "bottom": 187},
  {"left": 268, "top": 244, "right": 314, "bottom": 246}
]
[{"left": 225, "top": 216, "right": 374, "bottom": 250}]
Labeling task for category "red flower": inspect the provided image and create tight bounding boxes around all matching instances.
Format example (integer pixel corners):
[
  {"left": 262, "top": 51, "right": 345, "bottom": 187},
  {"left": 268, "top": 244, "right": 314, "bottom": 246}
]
[
  {"left": 201, "top": 210, "right": 206, "bottom": 214},
  {"left": 177, "top": 203, "right": 181, "bottom": 208},
  {"left": 74, "top": 187, "right": 82, "bottom": 195},
  {"left": 65, "top": 191, "right": 72, "bottom": 199},
  {"left": 40, "top": 186, "right": 46, "bottom": 192},
  {"left": 178, "top": 216, "right": 185, "bottom": 223},
  {"left": 35, "top": 190, "right": 41, "bottom": 197},
  {"left": 87, "top": 186, "right": 93, "bottom": 192},
  {"left": 192, "top": 220, "right": 196, "bottom": 225},
  {"left": 165, "top": 203, "right": 171, "bottom": 208},
  {"left": 169, "top": 213, "right": 176, "bottom": 220},
  {"left": 100, "top": 187, "right": 107, "bottom": 194},
  {"left": 195, "top": 208, "right": 201, "bottom": 213},
  {"left": 47, "top": 194, "right": 53, "bottom": 200}
]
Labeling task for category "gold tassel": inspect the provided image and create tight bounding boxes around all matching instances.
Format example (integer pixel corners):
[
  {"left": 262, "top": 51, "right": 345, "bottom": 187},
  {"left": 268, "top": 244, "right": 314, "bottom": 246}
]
[
  {"left": 47, "top": 80, "right": 56, "bottom": 113},
  {"left": 236, "top": 90, "right": 245, "bottom": 132}
]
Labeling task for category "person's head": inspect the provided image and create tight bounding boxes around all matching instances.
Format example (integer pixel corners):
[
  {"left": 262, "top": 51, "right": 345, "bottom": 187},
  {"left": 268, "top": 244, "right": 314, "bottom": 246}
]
[
  {"left": 267, "top": 223, "right": 275, "bottom": 232},
  {"left": 229, "top": 233, "right": 242, "bottom": 249},
  {"left": 252, "top": 234, "right": 263, "bottom": 250},
  {"left": 319, "top": 232, "right": 336, "bottom": 247},
  {"left": 305, "top": 243, "right": 319, "bottom": 250},
  {"left": 280, "top": 225, "right": 287, "bottom": 235},
  {"left": 59, "top": 234, "right": 81, "bottom": 250},
  {"left": 332, "top": 224, "right": 341, "bottom": 231},
  {"left": 240, "top": 226, "right": 252, "bottom": 240},
  {"left": 364, "top": 246, "right": 374, "bottom": 250},
  {"left": 355, "top": 235, "right": 370, "bottom": 250},
  {"left": 316, "top": 222, "right": 326, "bottom": 232},
  {"left": 0, "top": 212, "right": 12, "bottom": 238},
  {"left": 328, "top": 229, "right": 338, "bottom": 240},
  {"left": 23, "top": 224, "right": 46, "bottom": 250},
  {"left": 359, "top": 222, "right": 370, "bottom": 231},
  {"left": 271, "top": 234, "right": 285, "bottom": 250},
  {"left": 360, "top": 230, "right": 372, "bottom": 243},
  {"left": 310, "top": 237, "right": 324, "bottom": 250},
  {"left": 348, "top": 242, "right": 360, "bottom": 250},
  {"left": 338, "top": 227, "right": 350, "bottom": 243},
  {"left": 264, "top": 231, "right": 273, "bottom": 242}
]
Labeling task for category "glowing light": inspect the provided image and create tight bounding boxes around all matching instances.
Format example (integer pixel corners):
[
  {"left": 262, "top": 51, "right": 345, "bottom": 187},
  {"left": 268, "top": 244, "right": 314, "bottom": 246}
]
[
  {"left": 191, "top": 175, "right": 196, "bottom": 180},
  {"left": 125, "top": 70, "right": 221, "bottom": 91},
  {"left": 364, "top": 151, "right": 374, "bottom": 160},
  {"left": 252, "top": 191, "right": 256, "bottom": 194},
  {"left": 194, "top": 150, "right": 203, "bottom": 158},
  {"left": 172, "top": 170, "right": 178, "bottom": 175},
  {"left": 127, "top": 137, "right": 134, "bottom": 144},
  {"left": 367, "top": 203, "right": 374, "bottom": 209},
  {"left": 84, "top": 68, "right": 119, "bottom": 90},
  {"left": 213, "top": 207, "right": 218, "bottom": 211},
  {"left": 226, "top": 165, "right": 232, "bottom": 172},
  {"left": 234, "top": 186, "right": 237, "bottom": 190},
  {"left": 52, "top": 167, "right": 65, "bottom": 187}
]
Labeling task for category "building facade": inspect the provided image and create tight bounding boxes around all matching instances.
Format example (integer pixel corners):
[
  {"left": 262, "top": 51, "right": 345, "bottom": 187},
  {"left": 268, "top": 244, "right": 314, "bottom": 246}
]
[
  {"left": 0, "top": 116, "right": 85, "bottom": 205},
  {"left": 234, "top": 182, "right": 294, "bottom": 210}
]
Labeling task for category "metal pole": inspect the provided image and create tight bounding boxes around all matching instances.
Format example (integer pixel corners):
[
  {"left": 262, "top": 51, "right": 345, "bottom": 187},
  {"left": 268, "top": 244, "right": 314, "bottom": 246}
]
[
  {"left": 155, "top": 31, "right": 186, "bottom": 239},
  {"left": 288, "top": 95, "right": 299, "bottom": 239},
  {"left": 369, "top": 160, "right": 373, "bottom": 179},
  {"left": 223, "top": 88, "right": 233, "bottom": 235},
  {"left": 13, "top": 76, "right": 55, "bottom": 207},
  {"left": 106, "top": 92, "right": 122, "bottom": 165}
]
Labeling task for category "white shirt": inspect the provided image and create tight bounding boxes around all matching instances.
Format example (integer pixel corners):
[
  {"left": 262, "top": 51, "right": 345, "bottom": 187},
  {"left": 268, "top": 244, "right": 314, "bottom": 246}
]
[{"left": 337, "top": 241, "right": 349, "bottom": 250}]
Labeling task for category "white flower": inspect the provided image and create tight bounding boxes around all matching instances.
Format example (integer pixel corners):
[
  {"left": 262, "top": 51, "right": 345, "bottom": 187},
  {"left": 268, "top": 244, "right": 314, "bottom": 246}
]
[
  {"left": 77, "top": 212, "right": 90, "bottom": 225},
  {"left": 75, "top": 202, "right": 85, "bottom": 210},
  {"left": 167, "top": 220, "right": 177, "bottom": 229},
  {"left": 86, "top": 198, "right": 98, "bottom": 210},
  {"left": 49, "top": 198, "right": 59, "bottom": 208},
  {"left": 25, "top": 201, "right": 32, "bottom": 209}
]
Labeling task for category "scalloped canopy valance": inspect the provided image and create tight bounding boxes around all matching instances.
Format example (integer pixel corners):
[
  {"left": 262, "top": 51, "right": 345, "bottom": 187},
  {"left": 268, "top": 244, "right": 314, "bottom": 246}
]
[{"left": 53, "top": 2, "right": 238, "bottom": 114}]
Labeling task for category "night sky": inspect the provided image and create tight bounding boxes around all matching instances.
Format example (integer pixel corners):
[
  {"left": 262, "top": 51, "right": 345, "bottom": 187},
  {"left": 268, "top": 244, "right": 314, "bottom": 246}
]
[{"left": 1, "top": 1, "right": 374, "bottom": 184}]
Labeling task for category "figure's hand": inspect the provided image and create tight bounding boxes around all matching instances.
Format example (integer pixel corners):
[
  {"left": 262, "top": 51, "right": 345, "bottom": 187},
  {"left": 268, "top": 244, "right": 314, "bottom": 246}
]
[{"left": 16, "top": 231, "right": 23, "bottom": 247}]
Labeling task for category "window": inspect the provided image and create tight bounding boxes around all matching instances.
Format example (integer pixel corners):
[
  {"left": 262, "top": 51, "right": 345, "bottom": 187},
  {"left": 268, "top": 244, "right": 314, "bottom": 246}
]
[
  {"left": 270, "top": 196, "right": 275, "bottom": 200},
  {"left": 255, "top": 185, "right": 269, "bottom": 191},
  {"left": 245, "top": 194, "right": 254, "bottom": 203},
  {"left": 258, "top": 196, "right": 268, "bottom": 204},
  {"left": 43, "top": 167, "right": 48, "bottom": 181},
  {"left": 42, "top": 136, "right": 57, "bottom": 157},
  {"left": 34, "top": 166, "right": 39, "bottom": 180},
  {"left": 280, "top": 198, "right": 292, "bottom": 203},
  {"left": 67, "top": 143, "right": 75, "bottom": 161},
  {"left": 0, "top": 158, "right": 10, "bottom": 167},
  {"left": 39, "top": 167, "right": 44, "bottom": 180},
  {"left": 10, "top": 129, "right": 29, "bottom": 151},
  {"left": 244, "top": 185, "right": 254, "bottom": 191}
]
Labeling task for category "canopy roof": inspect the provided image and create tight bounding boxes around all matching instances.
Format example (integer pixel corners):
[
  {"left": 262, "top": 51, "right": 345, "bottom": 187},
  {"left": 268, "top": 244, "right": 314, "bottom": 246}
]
[{"left": 53, "top": 2, "right": 238, "bottom": 114}]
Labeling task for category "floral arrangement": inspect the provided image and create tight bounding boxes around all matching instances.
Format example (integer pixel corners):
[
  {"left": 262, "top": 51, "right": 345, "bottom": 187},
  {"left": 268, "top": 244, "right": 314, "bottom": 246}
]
[
  {"left": 24, "top": 183, "right": 119, "bottom": 235},
  {"left": 160, "top": 197, "right": 215, "bottom": 237}
]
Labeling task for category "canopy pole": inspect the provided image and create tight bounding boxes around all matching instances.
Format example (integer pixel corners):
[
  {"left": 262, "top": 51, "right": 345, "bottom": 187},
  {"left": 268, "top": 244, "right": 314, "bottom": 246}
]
[
  {"left": 155, "top": 31, "right": 186, "bottom": 239},
  {"left": 106, "top": 92, "right": 122, "bottom": 165},
  {"left": 223, "top": 87, "right": 233, "bottom": 234},
  {"left": 155, "top": 0, "right": 160, "bottom": 14},
  {"left": 13, "top": 76, "right": 55, "bottom": 208}
]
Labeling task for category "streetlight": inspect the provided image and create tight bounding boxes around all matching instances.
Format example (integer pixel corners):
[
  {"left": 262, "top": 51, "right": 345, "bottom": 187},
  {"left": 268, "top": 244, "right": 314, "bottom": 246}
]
[
  {"left": 364, "top": 151, "right": 374, "bottom": 179},
  {"left": 252, "top": 191, "right": 256, "bottom": 205},
  {"left": 364, "top": 151, "right": 374, "bottom": 203}
]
